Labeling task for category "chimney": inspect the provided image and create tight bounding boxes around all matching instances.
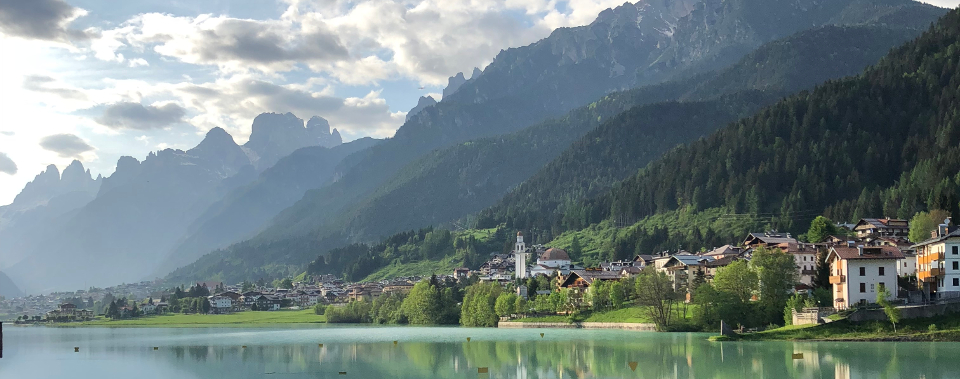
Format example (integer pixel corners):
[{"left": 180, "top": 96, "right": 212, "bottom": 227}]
[
  {"left": 847, "top": 241, "right": 856, "bottom": 248},
  {"left": 857, "top": 245, "right": 864, "bottom": 256}
]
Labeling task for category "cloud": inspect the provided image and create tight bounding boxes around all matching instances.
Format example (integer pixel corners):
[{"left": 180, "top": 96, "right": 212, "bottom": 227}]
[
  {"left": 22, "top": 75, "right": 89, "bottom": 101},
  {"left": 0, "top": 0, "right": 92, "bottom": 42},
  {"left": 0, "top": 152, "right": 16, "bottom": 175},
  {"left": 102, "top": 13, "right": 349, "bottom": 73},
  {"left": 96, "top": 102, "right": 186, "bottom": 130},
  {"left": 92, "top": 0, "right": 627, "bottom": 84},
  {"left": 172, "top": 75, "right": 402, "bottom": 139},
  {"left": 919, "top": 1, "right": 960, "bottom": 7},
  {"left": 39, "top": 134, "right": 94, "bottom": 158},
  {"left": 0, "top": 131, "right": 13, "bottom": 136}
]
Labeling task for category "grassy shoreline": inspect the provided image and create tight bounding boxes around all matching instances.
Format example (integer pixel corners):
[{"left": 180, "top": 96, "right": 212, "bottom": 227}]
[
  {"left": 726, "top": 313, "right": 960, "bottom": 342},
  {"left": 506, "top": 306, "right": 696, "bottom": 325},
  {"left": 40, "top": 309, "right": 327, "bottom": 327}
]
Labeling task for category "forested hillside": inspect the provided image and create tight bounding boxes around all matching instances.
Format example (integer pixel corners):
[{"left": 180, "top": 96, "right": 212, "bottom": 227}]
[
  {"left": 477, "top": 24, "right": 932, "bottom": 238},
  {"left": 552, "top": 8, "right": 960, "bottom": 258}
]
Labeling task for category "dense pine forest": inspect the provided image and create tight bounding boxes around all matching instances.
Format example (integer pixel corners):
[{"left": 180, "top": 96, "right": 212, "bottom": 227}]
[{"left": 556, "top": 9, "right": 960, "bottom": 256}]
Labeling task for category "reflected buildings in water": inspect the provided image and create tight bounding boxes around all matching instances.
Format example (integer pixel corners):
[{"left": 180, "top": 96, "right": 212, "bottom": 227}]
[{"left": 1, "top": 327, "right": 958, "bottom": 378}]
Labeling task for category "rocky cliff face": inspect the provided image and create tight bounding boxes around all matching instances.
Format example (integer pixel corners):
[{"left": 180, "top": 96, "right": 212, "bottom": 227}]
[
  {"left": 0, "top": 160, "right": 100, "bottom": 270},
  {"left": 405, "top": 96, "right": 438, "bottom": 122},
  {"left": 244, "top": 113, "right": 342, "bottom": 170},
  {"left": 4, "top": 113, "right": 348, "bottom": 292}
]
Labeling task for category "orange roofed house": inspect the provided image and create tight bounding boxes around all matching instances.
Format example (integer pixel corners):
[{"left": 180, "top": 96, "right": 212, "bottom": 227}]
[{"left": 826, "top": 245, "right": 904, "bottom": 310}]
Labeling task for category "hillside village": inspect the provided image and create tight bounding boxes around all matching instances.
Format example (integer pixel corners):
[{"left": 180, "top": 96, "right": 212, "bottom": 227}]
[{"left": 8, "top": 214, "right": 960, "bottom": 328}]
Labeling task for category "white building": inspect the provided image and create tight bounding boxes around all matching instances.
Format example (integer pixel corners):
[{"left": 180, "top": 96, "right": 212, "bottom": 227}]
[
  {"left": 826, "top": 245, "right": 903, "bottom": 310},
  {"left": 912, "top": 224, "right": 960, "bottom": 299},
  {"left": 208, "top": 295, "right": 234, "bottom": 313},
  {"left": 898, "top": 252, "right": 917, "bottom": 277},
  {"left": 530, "top": 248, "right": 572, "bottom": 277},
  {"left": 514, "top": 232, "right": 529, "bottom": 279}
]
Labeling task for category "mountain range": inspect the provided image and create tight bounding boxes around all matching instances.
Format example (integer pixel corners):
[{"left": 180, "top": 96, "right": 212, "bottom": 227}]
[
  {"left": 2, "top": 115, "right": 348, "bottom": 292},
  {"left": 2, "top": 0, "right": 951, "bottom": 291},
  {"left": 164, "top": 0, "right": 947, "bottom": 283}
]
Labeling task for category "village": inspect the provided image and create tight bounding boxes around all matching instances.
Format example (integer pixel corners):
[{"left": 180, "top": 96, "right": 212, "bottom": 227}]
[{"left": 6, "top": 216, "right": 960, "bottom": 326}]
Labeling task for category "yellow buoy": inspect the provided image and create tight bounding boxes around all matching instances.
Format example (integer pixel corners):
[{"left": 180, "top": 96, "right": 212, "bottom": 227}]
[
  {"left": 393, "top": 341, "right": 398, "bottom": 345},
  {"left": 153, "top": 347, "right": 159, "bottom": 351},
  {"left": 477, "top": 367, "right": 489, "bottom": 373},
  {"left": 319, "top": 344, "right": 324, "bottom": 348},
  {"left": 242, "top": 346, "right": 247, "bottom": 349},
  {"left": 339, "top": 371, "right": 347, "bottom": 375},
  {"left": 466, "top": 337, "right": 471, "bottom": 342},
  {"left": 540, "top": 333, "right": 544, "bottom": 338},
  {"left": 74, "top": 347, "right": 79, "bottom": 352},
  {"left": 792, "top": 353, "right": 804, "bottom": 359},
  {"left": 628, "top": 362, "right": 639, "bottom": 371}
]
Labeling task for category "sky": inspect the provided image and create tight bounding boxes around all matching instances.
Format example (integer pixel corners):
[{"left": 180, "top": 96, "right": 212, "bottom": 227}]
[{"left": 0, "top": 0, "right": 958, "bottom": 206}]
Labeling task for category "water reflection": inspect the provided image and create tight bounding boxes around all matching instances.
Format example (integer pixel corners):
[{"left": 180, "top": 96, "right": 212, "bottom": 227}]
[{"left": 2, "top": 326, "right": 959, "bottom": 378}]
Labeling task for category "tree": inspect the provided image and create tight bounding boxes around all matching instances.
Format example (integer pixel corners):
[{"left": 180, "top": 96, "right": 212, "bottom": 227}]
[
  {"left": 634, "top": 267, "right": 677, "bottom": 330},
  {"left": 569, "top": 235, "right": 583, "bottom": 262},
  {"left": 806, "top": 216, "right": 838, "bottom": 243},
  {"left": 693, "top": 283, "right": 752, "bottom": 330},
  {"left": 460, "top": 282, "right": 502, "bottom": 327},
  {"left": 712, "top": 260, "right": 758, "bottom": 303},
  {"left": 609, "top": 281, "right": 626, "bottom": 310},
  {"left": 241, "top": 281, "right": 254, "bottom": 292},
  {"left": 909, "top": 210, "right": 952, "bottom": 243},
  {"left": 495, "top": 293, "right": 518, "bottom": 317},
  {"left": 877, "top": 287, "right": 901, "bottom": 333},
  {"left": 784, "top": 293, "right": 805, "bottom": 325},
  {"left": 401, "top": 281, "right": 441, "bottom": 324},
  {"left": 751, "top": 248, "right": 799, "bottom": 325},
  {"left": 280, "top": 278, "right": 294, "bottom": 289},
  {"left": 813, "top": 249, "right": 831, "bottom": 289}
]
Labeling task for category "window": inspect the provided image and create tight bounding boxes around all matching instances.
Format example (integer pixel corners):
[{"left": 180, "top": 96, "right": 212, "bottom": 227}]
[
  {"left": 954, "top": 261, "right": 959, "bottom": 270},
  {"left": 870, "top": 284, "right": 875, "bottom": 292},
  {"left": 860, "top": 283, "right": 866, "bottom": 293},
  {"left": 860, "top": 267, "right": 866, "bottom": 276},
  {"left": 954, "top": 278, "right": 959, "bottom": 287},
  {"left": 879, "top": 267, "right": 885, "bottom": 276},
  {"left": 879, "top": 283, "right": 885, "bottom": 291},
  {"left": 954, "top": 246, "right": 958, "bottom": 255}
]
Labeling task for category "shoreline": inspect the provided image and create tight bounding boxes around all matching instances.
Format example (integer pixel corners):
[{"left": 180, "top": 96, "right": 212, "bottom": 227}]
[{"left": 499, "top": 321, "right": 657, "bottom": 331}]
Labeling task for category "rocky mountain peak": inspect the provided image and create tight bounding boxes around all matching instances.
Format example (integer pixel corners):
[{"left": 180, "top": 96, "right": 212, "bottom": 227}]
[
  {"left": 243, "top": 112, "right": 342, "bottom": 170},
  {"left": 406, "top": 96, "right": 438, "bottom": 122}
]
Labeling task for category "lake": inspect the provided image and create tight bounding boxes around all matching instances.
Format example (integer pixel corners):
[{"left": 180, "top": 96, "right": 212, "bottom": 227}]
[{"left": 1, "top": 325, "right": 959, "bottom": 378}]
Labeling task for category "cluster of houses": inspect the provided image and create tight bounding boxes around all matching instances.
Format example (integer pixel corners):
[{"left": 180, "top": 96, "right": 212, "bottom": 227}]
[
  {"left": 126, "top": 277, "right": 427, "bottom": 315},
  {"left": 15, "top": 217, "right": 960, "bottom": 322},
  {"left": 473, "top": 218, "right": 960, "bottom": 311}
]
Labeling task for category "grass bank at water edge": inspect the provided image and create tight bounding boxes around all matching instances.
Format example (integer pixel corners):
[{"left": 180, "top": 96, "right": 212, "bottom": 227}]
[{"left": 70, "top": 309, "right": 325, "bottom": 327}]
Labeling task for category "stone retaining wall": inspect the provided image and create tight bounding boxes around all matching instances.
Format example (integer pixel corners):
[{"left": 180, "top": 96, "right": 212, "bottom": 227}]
[{"left": 498, "top": 322, "right": 657, "bottom": 331}]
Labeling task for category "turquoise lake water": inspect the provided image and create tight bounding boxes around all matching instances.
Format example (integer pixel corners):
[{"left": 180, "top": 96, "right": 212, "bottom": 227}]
[{"left": 1, "top": 325, "right": 959, "bottom": 378}]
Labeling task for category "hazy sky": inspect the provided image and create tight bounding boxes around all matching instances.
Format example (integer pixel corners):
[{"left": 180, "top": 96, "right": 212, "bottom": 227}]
[{"left": 0, "top": 0, "right": 957, "bottom": 205}]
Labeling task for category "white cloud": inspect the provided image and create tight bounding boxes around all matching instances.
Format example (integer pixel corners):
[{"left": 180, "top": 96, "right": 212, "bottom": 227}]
[
  {"left": 167, "top": 74, "right": 402, "bottom": 140},
  {"left": 92, "top": 0, "right": 626, "bottom": 84}
]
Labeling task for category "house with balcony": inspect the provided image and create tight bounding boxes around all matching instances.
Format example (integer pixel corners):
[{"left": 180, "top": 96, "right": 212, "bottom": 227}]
[
  {"left": 911, "top": 222, "right": 960, "bottom": 300},
  {"left": 779, "top": 243, "right": 820, "bottom": 286},
  {"left": 826, "top": 245, "right": 903, "bottom": 310},
  {"left": 853, "top": 218, "right": 909, "bottom": 240}
]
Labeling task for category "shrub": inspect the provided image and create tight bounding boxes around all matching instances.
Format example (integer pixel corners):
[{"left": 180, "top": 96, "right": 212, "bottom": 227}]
[
  {"left": 314, "top": 304, "right": 327, "bottom": 315},
  {"left": 929, "top": 324, "right": 938, "bottom": 332}
]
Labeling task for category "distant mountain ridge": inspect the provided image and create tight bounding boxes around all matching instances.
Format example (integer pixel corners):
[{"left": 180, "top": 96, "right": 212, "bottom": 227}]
[
  {"left": 3, "top": 113, "right": 348, "bottom": 292},
  {"left": 0, "top": 271, "right": 23, "bottom": 298},
  {"left": 0, "top": 160, "right": 100, "bottom": 270}
]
